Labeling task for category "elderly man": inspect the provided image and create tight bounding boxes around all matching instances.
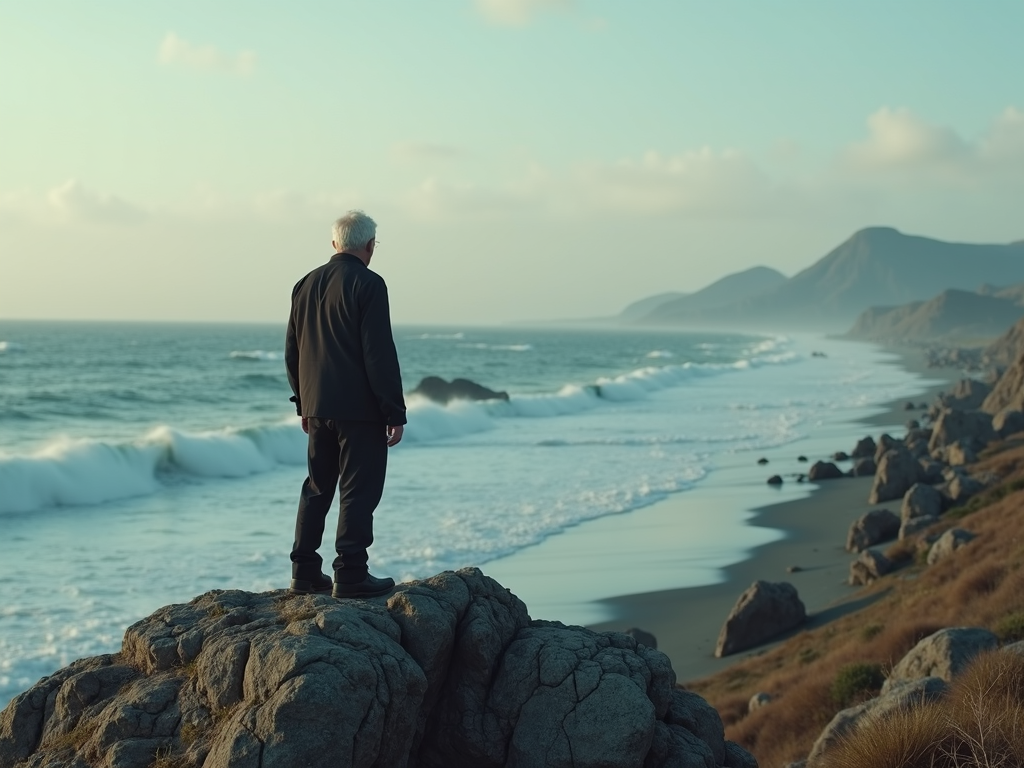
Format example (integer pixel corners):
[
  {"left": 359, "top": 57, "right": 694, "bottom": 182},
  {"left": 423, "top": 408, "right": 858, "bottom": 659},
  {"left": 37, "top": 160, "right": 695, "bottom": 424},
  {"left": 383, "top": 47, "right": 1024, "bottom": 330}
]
[{"left": 285, "top": 210, "right": 406, "bottom": 598}]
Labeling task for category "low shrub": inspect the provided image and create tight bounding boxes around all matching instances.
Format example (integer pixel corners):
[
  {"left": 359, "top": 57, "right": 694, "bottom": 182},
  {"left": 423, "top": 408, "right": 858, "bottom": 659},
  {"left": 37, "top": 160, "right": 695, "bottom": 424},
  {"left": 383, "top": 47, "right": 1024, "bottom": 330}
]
[
  {"left": 829, "top": 662, "right": 884, "bottom": 708},
  {"left": 994, "top": 611, "right": 1024, "bottom": 643}
]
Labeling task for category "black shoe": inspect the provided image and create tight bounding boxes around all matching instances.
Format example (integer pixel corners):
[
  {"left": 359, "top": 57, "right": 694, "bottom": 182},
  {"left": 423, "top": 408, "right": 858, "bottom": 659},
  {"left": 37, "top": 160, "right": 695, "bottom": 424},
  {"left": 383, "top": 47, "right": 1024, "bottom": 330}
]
[
  {"left": 331, "top": 573, "right": 395, "bottom": 599},
  {"left": 288, "top": 572, "right": 333, "bottom": 595}
]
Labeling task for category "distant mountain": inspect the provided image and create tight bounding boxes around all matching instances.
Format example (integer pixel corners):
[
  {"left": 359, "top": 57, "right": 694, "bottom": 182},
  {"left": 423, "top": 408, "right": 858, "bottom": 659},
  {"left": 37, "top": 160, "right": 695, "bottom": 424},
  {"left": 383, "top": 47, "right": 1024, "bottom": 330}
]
[
  {"left": 619, "top": 266, "right": 785, "bottom": 321},
  {"left": 630, "top": 228, "right": 1024, "bottom": 330},
  {"left": 846, "top": 289, "right": 1024, "bottom": 341}
]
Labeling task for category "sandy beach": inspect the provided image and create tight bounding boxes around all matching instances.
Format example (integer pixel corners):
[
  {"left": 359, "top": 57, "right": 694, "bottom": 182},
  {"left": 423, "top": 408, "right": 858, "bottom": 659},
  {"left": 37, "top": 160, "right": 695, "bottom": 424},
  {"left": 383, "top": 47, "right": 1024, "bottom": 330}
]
[
  {"left": 487, "top": 348, "right": 956, "bottom": 684},
  {"left": 589, "top": 358, "right": 954, "bottom": 683}
]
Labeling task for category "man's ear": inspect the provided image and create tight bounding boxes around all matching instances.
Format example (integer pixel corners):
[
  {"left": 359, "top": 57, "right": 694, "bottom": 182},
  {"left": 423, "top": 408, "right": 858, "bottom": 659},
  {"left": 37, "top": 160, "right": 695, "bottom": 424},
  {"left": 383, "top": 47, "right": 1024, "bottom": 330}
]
[
  {"left": 332, "top": 240, "right": 338, "bottom": 251},
  {"left": 367, "top": 238, "right": 375, "bottom": 252}
]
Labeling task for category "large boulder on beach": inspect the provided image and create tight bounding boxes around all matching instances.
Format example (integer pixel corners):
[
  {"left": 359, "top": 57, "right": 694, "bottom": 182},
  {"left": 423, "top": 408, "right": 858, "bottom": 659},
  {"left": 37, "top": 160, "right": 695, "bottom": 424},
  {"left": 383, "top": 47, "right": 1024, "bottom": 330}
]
[
  {"left": 0, "top": 568, "right": 751, "bottom": 768},
  {"left": 411, "top": 376, "right": 509, "bottom": 404},
  {"left": 851, "top": 436, "right": 876, "bottom": 459},
  {"left": 848, "top": 549, "right": 894, "bottom": 586},
  {"left": 873, "top": 434, "right": 900, "bottom": 464},
  {"left": 715, "top": 580, "right": 806, "bottom": 657},
  {"left": 927, "top": 528, "right": 977, "bottom": 565},
  {"left": 851, "top": 457, "right": 877, "bottom": 477},
  {"left": 846, "top": 509, "right": 900, "bottom": 552},
  {"left": 808, "top": 461, "right": 843, "bottom": 481},
  {"left": 882, "top": 627, "right": 998, "bottom": 693},
  {"left": 901, "top": 483, "right": 943, "bottom": 521},
  {"left": 939, "top": 378, "right": 993, "bottom": 411},
  {"left": 928, "top": 409, "right": 996, "bottom": 452},
  {"left": 869, "top": 448, "right": 921, "bottom": 504}
]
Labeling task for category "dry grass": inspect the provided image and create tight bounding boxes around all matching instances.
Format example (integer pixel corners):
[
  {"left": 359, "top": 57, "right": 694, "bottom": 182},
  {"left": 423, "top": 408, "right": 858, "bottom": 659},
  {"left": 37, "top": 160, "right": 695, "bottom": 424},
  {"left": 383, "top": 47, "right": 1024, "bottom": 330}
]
[
  {"left": 827, "top": 651, "right": 1024, "bottom": 768},
  {"left": 687, "top": 443, "right": 1024, "bottom": 767}
]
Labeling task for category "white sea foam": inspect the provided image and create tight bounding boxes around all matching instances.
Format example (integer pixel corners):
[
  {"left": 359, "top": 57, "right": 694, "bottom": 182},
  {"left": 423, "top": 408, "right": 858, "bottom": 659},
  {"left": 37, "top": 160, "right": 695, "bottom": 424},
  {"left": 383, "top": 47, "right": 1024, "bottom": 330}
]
[
  {"left": 457, "top": 342, "right": 533, "bottom": 351},
  {"left": 0, "top": 342, "right": 800, "bottom": 515},
  {"left": 646, "top": 350, "right": 673, "bottom": 358},
  {"left": 0, "top": 341, "right": 25, "bottom": 353},
  {"left": 411, "top": 332, "right": 464, "bottom": 339},
  {"left": 229, "top": 350, "right": 282, "bottom": 361},
  {"left": 0, "top": 422, "right": 307, "bottom": 515}
]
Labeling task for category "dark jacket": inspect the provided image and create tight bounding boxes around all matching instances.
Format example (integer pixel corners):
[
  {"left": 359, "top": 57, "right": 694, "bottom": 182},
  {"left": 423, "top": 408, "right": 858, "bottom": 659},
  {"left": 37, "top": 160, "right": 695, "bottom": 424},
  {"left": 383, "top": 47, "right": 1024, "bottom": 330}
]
[{"left": 285, "top": 253, "right": 407, "bottom": 425}]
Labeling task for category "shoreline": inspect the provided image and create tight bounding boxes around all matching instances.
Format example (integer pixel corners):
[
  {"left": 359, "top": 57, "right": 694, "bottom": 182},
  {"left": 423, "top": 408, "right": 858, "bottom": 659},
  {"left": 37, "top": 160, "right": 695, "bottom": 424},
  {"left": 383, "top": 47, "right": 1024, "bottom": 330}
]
[{"left": 587, "top": 349, "right": 956, "bottom": 683}]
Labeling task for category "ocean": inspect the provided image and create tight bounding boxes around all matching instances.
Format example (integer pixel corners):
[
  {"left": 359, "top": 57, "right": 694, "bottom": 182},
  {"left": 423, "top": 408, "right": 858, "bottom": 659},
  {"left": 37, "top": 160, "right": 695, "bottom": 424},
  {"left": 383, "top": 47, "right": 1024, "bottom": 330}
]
[{"left": 0, "top": 320, "right": 932, "bottom": 707}]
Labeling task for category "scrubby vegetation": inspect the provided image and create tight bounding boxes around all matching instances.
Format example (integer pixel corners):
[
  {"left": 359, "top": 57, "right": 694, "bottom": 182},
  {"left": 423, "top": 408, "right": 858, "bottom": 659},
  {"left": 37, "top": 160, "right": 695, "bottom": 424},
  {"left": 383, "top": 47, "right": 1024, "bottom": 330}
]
[
  {"left": 829, "top": 662, "right": 884, "bottom": 708},
  {"left": 687, "top": 442, "right": 1024, "bottom": 767},
  {"left": 828, "top": 651, "right": 1024, "bottom": 768}
]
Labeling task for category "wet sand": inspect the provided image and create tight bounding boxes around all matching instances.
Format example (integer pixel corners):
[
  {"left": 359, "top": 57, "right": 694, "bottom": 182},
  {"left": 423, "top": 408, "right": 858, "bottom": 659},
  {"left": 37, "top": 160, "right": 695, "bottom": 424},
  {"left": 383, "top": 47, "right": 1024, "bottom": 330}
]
[{"left": 587, "top": 364, "right": 954, "bottom": 683}]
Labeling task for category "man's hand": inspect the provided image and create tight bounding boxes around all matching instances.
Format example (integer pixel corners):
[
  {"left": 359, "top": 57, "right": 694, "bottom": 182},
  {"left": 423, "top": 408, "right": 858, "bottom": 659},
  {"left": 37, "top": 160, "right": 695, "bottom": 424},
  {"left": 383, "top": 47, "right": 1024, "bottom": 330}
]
[
  {"left": 301, "top": 417, "right": 309, "bottom": 434},
  {"left": 387, "top": 424, "right": 404, "bottom": 447}
]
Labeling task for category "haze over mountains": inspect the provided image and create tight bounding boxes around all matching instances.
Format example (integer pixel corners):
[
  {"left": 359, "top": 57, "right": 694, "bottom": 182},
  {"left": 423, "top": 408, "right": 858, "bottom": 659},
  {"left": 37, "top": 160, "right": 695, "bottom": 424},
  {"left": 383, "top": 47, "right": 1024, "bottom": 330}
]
[{"left": 620, "top": 228, "right": 1024, "bottom": 332}]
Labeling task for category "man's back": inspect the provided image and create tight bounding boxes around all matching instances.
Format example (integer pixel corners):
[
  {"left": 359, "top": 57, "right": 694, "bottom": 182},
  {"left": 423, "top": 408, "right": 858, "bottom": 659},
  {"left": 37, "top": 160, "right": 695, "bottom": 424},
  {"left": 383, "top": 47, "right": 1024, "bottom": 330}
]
[{"left": 286, "top": 252, "right": 405, "bottom": 425}]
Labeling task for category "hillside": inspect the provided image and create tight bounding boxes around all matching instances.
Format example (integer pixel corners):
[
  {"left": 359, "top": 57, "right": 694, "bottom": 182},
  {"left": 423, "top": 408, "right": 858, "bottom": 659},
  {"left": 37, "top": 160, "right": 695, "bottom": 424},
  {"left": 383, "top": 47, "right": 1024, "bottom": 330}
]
[
  {"left": 619, "top": 266, "right": 785, "bottom": 321},
  {"left": 986, "top": 315, "right": 1024, "bottom": 367},
  {"left": 689, "top": 436, "right": 1024, "bottom": 767},
  {"left": 846, "top": 289, "right": 1024, "bottom": 341},
  {"left": 631, "top": 228, "right": 1024, "bottom": 331}
]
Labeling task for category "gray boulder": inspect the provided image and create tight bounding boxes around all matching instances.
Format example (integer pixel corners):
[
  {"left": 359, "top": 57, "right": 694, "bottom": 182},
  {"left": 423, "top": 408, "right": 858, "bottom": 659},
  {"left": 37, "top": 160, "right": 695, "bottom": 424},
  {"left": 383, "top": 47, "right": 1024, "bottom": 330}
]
[
  {"left": 846, "top": 509, "right": 900, "bottom": 553},
  {"left": 806, "top": 677, "right": 948, "bottom": 767},
  {"left": 918, "top": 458, "right": 946, "bottom": 485},
  {"left": 874, "top": 434, "right": 900, "bottom": 464},
  {"left": 926, "top": 528, "right": 977, "bottom": 565},
  {"left": 851, "top": 457, "right": 877, "bottom": 477},
  {"left": 869, "top": 448, "right": 922, "bottom": 504},
  {"left": 715, "top": 581, "right": 806, "bottom": 657},
  {"left": 882, "top": 627, "right": 999, "bottom": 693},
  {"left": 625, "top": 627, "right": 658, "bottom": 649},
  {"left": 411, "top": 376, "right": 509, "bottom": 404},
  {"left": 901, "top": 483, "right": 943, "bottom": 521},
  {"left": 993, "top": 408, "right": 1024, "bottom": 438},
  {"left": 949, "top": 474, "right": 985, "bottom": 504},
  {"left": 945, "top": 439, "right": 979, "bottom": 466},
  {"left": 747, "top": 692, "right": 772, "bottom": 713},
  {"left": 0, "top": 568, "right": 750, "bottom": 768},
  {"left": 849, "top": 549, "right": 894, "bottom": 586},
  {"left": 940, "top": 378, "right": 993, "bottom": 411},
  {"left": 928, "top": 409, "right": 996, "bottom": 453},
  {"left": 851, "top": 436, "right": 877, "bottom": 459},
  {"left": 808, "top": 461, "right": 843, "bottom": 481}
]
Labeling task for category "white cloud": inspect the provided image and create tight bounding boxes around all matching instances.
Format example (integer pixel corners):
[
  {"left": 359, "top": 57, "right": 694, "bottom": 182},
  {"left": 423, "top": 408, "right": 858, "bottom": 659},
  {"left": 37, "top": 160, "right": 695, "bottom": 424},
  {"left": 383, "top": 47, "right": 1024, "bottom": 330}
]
[
  {"left": 840, "top": 107, "right": 1024, "bottom": 187},
  {"left": 474, "top": 0, "right": 572, "bottom": 26},
  {"left": 158, "top": 32, "right": 256, "bottom": 76},
  {"left": 47, "top": 180, "right": 146, "bottom": 224}
]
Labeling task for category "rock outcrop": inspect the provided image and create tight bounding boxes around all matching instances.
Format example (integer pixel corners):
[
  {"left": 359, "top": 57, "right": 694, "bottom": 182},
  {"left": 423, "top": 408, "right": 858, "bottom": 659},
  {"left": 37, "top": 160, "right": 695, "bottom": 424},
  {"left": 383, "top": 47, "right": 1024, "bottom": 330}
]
[
  {"left": 928, "top": 409, "right": 995, "bottom": 453},
  {"left": 881, "top": 627, "right": 998, "bottom": 693},
  {"left": 848, "top": 549, "right": 894, "bottom": 586},
  {"left": 805, "top": 677, "right": 948, "bottom": 768},
  {"left": 901, "top": 483, "right": 942, "bottom": 521},
  {"left": 869, "top": 448, "right": 921, "bottom": 504},
  {"left": 845, "top": 509, "right": 900, "bottom": 553},
  {"left": 0, "top": 569, "right": 753, "bottom": 768},
  {"left": 808, "top": 461, "right": 843, "bottom": 481},
  {"left": 411, "top": 376, "right": 510, "bottom": 404},
  {"left": 715, "top": 581, "right": 806, "bottom": 658},
  {"left": 926, "top": 528, "right": 978, "bottom": 565}
]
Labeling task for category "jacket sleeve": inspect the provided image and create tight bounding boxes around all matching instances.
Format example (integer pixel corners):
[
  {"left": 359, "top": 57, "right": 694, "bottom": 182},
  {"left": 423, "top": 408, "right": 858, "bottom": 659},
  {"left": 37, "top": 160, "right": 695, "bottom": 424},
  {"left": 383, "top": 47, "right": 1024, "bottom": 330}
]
[
  {"left": 360, "top": 278, "right": 407, "bottom": 426},
  {"left": 284, "top": 280, "right": 303, "bottom": 416}
]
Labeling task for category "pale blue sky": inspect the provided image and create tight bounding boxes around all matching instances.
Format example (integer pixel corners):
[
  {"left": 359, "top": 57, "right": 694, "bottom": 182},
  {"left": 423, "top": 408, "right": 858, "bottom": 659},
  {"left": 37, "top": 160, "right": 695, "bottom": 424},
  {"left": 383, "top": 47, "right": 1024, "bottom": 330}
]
[{"left": 1, "top": 1, "right": 1022, "bottom": 323}]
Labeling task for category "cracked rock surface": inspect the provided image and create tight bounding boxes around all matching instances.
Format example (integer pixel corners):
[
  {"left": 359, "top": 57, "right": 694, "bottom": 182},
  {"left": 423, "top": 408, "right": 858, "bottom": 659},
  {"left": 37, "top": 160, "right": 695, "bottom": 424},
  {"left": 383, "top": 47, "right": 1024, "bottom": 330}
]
[{"left": 0, "top": 568, "right": 754, "bottom": 768}]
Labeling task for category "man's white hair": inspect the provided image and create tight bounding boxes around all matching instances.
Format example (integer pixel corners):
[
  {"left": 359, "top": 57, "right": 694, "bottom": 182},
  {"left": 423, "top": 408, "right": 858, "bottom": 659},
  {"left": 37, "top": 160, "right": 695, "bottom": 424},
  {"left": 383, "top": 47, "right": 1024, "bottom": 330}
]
[{"left": 332, "top": 210, "right": 377, "bottom": 252}]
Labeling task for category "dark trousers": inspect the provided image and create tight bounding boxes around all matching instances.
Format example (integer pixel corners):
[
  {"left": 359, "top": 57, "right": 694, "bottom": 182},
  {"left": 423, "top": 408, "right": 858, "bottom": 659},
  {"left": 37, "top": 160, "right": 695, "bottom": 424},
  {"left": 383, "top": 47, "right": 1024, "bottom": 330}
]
[{"left": 291, "top": 418, "right": 388, "bottom": 583}]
